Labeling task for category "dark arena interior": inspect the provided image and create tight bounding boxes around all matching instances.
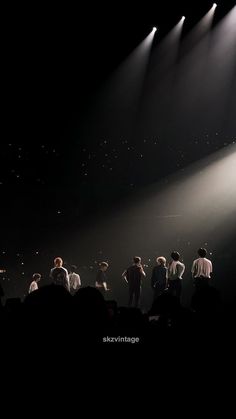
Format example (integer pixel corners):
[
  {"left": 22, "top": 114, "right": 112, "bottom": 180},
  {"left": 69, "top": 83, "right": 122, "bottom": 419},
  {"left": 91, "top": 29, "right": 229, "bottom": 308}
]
[{"left": 0, "top": 0, "right": 236, "bottom": 350}]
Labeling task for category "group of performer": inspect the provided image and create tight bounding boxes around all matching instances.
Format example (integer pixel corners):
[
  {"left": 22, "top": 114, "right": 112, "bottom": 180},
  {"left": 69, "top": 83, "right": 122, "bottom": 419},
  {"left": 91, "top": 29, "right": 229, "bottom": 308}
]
[
  {"left": 122, "top": 248, "right": 212, "bottom": 307},
  {"left": 29, "top": 258, "right": 81, "bottom": 295},
  {"left": 28, "top": 248, "right": 213, "bottom": 308}
]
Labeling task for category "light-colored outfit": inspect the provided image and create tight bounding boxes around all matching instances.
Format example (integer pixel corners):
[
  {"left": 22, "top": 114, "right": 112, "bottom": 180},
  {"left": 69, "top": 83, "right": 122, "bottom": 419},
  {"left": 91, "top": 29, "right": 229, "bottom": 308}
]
[
  {"left": 69, "top": 272, "right": 81, "bottom": 292},
  {"left": 192, "top": 257, "right": 212, "bottom": 278},
  {"left": 29, "top": 281, "right": 38, "bottom": 294}
]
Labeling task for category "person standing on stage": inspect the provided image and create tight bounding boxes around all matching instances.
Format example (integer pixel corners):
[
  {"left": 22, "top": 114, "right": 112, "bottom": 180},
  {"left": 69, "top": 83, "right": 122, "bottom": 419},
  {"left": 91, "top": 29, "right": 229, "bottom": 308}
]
[
  {"left": 95, "top": 262, "right": 110, "bottom": 294},
  {"left": 191, "top": 248, "right": 213, "bottom": 289},
  {"left": 69, "top": 265, "right": 81, "bottom": 295},
  {"left": 28, "top": 273, "right": 41, "bottom": 294},
  {"left": 151, "top": 256, "right": 168, "bottom": 301},
  {"left": 168, "top": 251, "right": 185, "bottom": 300},
  {"left": 122, "top": 256, "right": 146, "bottom": 308},
  {"left": 50, "top": 257, "right": 70, "bottom": 292}
]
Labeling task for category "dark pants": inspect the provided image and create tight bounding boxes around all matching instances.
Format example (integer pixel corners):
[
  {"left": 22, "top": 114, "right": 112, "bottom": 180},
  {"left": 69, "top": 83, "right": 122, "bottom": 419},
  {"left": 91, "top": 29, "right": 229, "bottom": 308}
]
[
  {"left": 168, "top": 279, "right": 182, "bottom": 299},
  {"left": 194, "top": 277, "right": 210, "bottom": 290},
  {"left": 128, "top": 285, "right": 141, "bottom": 308},
  {"left": 153, "top": 284, "right": 166, "bottom": 301},
  {"left": 96, "top": 285, "right": 106, "bottom": 299}
]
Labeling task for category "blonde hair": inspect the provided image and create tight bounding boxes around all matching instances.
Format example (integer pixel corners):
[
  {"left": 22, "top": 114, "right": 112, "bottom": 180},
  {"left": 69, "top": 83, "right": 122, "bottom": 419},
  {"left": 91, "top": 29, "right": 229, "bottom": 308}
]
[
  {"left": 156, "top": 256, "right": 166, "bottom": 266},
  {"left": 54, "top": 257, "right": 63, "bottom": 267}
]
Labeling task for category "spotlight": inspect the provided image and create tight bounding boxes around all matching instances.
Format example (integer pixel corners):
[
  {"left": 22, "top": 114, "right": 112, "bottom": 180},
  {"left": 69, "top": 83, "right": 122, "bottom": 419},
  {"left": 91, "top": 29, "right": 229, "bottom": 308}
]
[
  {"left": 213, "top": 3, "right": 217, "bottom": 7},
  {"left": 152, "top": 26, "right": 157, "bottom": 32},
  {"left": 182, "top": 16, "right": 186, "bottom": 21}
]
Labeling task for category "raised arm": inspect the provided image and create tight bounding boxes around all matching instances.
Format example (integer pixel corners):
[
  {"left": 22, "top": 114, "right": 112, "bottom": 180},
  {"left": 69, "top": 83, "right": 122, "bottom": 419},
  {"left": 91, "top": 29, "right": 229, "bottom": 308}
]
[
  {"left": 140, "top": 265, "right": 146, "bottom": 277},
  {"left": 191, "top": 261, "right": 196, "bottom": 279},
  {"left": 179, "top": 263, "right": 185, "bottom": 279},
  {"left": 122, "top": 270, "right": 128, "bottom": 283}
]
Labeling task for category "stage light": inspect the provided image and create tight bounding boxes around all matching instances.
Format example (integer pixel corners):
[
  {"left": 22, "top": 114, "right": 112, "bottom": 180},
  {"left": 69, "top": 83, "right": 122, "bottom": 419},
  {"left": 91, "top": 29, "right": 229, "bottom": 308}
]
[
  {"left": 152, "top": 27, "right": 157, "bottom": 32},
  {"left": 213, "top": 3, "right": 217, "bottom": 7},
  {"left": 182, "top": 16, "right": 186, "bottom": 20}
]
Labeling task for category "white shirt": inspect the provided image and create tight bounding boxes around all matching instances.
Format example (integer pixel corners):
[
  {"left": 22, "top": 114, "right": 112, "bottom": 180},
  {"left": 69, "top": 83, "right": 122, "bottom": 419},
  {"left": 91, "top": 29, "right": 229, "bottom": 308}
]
[
  {"left": 168, "top": 261, "right": 185, "bottom": 280},
  {"left": 191, "top": 258, "right": 212, "bottom": 278},
  {"left": 69, "top": 272, "right": 81, "bottom": 290},
  {"left": 29, "top": 281, "right": 38, "bottom": 294},
  {"left": 50, "top": 266, "right": 70, "bottom": 291}
]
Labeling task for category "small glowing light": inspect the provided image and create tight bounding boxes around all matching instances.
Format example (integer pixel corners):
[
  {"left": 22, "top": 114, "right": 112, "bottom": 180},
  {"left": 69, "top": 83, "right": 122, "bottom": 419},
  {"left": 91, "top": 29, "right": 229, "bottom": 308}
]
[
  {"left": 213, "top": 3, "right": 217, "bottom": 7},
  {"left": 152, "top": 27, "right": 157, "bottom": 32},
  {"left": 182, "top": 16, "right": 186, "bottom": 21}
]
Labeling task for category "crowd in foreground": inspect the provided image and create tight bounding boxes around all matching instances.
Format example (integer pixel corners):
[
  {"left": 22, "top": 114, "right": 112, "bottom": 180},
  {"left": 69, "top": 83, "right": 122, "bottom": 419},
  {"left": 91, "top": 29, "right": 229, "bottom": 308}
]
[{"left": 0, "top": 247, "right": 235, "bottom": 347}]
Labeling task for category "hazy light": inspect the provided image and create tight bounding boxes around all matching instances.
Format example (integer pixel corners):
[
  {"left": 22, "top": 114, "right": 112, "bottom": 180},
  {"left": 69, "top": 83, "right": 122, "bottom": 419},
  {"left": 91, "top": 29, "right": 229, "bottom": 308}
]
[
  {"left": 117, "top": 144, "right": 236, "bottom": 260},
  {"left": 152, "top": 27, "right": 157, "bottom": 32},
  {"left": 180, "top": 3, "right": 217, "bottom": 55},
  {"left": 182, "top": 16, "right": 186, "bottom": 21},
  {"left": 83, "top": 22, "right": 157, "bottom": 145},
  {"left": 213, "top": 3, "right": 217, "bottom": 8}
]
